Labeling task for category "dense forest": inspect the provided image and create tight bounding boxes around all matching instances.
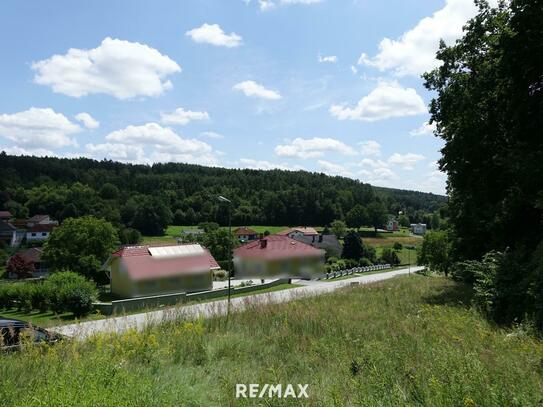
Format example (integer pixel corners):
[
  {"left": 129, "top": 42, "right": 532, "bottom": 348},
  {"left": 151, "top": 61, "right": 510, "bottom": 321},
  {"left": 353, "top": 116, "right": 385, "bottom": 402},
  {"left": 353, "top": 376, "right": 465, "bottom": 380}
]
[{"left": 0, "top": 153, "right": 445, "bottom": 235}]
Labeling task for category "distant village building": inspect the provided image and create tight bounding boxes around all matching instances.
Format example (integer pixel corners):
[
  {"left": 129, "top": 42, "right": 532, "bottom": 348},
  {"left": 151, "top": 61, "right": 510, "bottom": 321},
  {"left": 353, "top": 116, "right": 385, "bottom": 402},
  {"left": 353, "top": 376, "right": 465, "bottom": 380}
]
[
  {"left": 292, "top": 234, "right": 342, "bottom": 258},
  {"left": 0, "top": 211, "right": 13, "bottom": 222},
  {"left": 234, "top": 235, "right": 325, "bottom": 279},
  {"left": 26, "top": 224, "right": 55, "bottom": 242},
  {"left": 0, "top": 221, "right": 19, "bottom": 247},
  {"left": 103, "top": 244, "right": 220, "bottom": 298},
  {"left": 410, "top": 223, "right": 427, "bottom": 235},
  {"left": 7, "top": 247, "right": 49, "bottom": 279},
  {"left": 277, "top": 227, "right": 319, "bottom": 239},
  {"left": 26, "top": 214, "right": 57, "bottom": 228},
  {"left": 386, "top": 219, "right": 400, "bottom": 232},
  {"left": 234, "top": 227, "right": 258, "bottom": 242}
]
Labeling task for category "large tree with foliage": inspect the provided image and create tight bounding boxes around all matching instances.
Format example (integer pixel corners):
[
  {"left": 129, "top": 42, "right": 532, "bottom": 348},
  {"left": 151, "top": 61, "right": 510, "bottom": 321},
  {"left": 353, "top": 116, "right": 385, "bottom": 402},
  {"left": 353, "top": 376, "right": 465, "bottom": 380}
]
[
  {"left": 367, "top": 201, "right": 388, "bottom": 232},
  {"left": 424, "top": 0, "right": 543, "bottom": 327},
  {"left": 341, "top": 232, "right": 364, "bottom": 260},
  {"left": 345, "top": 204, "right": 368, "bottom": 230},
  {"left": 418, "top": 231, "right": 451, "bottom": 276},
  {"left": 43, "top": 216, "right": 119, "bottom": 282}
]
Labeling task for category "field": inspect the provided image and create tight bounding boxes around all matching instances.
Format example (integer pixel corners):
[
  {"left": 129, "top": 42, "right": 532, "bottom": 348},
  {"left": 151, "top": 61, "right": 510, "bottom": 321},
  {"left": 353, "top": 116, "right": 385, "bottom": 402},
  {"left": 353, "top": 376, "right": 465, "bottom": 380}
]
[{"left": 1, "top": 275, "right": 542, "bottom": 406}]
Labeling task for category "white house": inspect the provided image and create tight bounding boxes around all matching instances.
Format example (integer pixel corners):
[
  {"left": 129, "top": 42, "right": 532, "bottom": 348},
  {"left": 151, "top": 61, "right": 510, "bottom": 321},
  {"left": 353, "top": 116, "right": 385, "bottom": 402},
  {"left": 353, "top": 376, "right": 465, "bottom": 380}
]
[
  {"left": 410, "top": 223, "right": 427, "bottom": 235},
  {"left": 277, "top": 227, "right": 319, "bottom": 239},
  {"left": 26, "top": 224, "right": 55, "bottom": 242}
]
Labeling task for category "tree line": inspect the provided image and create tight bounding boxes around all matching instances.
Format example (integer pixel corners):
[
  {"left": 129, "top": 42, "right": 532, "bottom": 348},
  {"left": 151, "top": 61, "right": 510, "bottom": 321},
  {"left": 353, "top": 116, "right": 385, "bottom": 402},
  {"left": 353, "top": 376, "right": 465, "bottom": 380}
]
[
  {"left": 0, "top": 153, "right": 446, "bottom": 236},
  {"left": 419, "top": 0, "right": 543, "bottom": 330}
]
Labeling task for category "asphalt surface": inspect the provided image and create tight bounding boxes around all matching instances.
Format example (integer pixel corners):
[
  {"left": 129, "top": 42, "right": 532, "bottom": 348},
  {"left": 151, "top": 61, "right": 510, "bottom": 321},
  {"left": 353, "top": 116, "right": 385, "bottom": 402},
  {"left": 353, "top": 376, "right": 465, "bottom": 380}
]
[{"left": 51, "top": 266, "right": 424, "bottom": 339}]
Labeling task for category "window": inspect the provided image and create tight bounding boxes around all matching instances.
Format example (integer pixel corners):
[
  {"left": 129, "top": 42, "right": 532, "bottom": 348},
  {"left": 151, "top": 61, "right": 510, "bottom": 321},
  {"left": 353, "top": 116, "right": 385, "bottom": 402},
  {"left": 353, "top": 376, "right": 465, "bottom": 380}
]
[
  {"left": 41, "top": 232, "right": 47, "bottom": 236},
  {"left": 31, "top": 233, "right": 36, "bottom": 237}
]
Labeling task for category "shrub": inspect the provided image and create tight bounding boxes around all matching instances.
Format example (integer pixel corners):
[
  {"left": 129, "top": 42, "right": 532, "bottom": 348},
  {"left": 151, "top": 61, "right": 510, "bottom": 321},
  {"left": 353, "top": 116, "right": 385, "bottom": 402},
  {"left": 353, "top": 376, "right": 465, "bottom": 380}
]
[
  {"left": 48, "top": 271, "right": 98, "bottom": 317},
  {"left": 393, "top": 242, "right": 403, "bottom": 250},
  {"left": 0, "top": 284, "right": 15, "bottom": 309},
  {"left": 380, "top": 247, "right": 400, "bottom": 266},
  {"left": 31, "top": 282, "right": 53, "bottom": 312},
  {"left": 213, "top": 269, "right": 226, "bottom": 281},
  {"left": 358, "top": 258, "right": 372, "bottom": 267}
]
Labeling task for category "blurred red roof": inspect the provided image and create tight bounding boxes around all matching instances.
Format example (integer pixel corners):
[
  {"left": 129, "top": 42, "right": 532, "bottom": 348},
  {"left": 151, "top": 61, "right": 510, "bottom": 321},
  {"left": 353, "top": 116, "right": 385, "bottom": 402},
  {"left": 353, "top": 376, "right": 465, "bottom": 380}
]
[{"left": 234, "top": 234, "right": 324, "bottom": 260}]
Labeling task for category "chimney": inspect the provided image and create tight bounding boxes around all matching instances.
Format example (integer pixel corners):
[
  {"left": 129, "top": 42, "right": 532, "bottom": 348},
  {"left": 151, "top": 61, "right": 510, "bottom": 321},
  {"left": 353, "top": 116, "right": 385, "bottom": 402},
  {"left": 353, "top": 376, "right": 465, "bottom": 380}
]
[{"left": 260, "top": 238, "right": 267, "bottom": 249}]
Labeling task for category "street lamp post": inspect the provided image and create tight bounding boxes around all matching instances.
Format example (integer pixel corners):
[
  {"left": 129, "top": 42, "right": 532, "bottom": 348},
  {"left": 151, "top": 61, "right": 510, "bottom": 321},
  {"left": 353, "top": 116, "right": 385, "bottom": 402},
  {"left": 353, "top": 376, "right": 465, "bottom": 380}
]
[{"left": 218, "top": 195, "right": 232, "bottom": 311}]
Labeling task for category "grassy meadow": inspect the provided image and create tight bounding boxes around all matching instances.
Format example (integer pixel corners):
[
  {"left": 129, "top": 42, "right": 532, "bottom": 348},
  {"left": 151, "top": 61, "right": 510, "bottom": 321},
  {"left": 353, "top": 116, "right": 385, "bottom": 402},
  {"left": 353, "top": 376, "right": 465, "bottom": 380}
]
[{"left": 1, "top": 275, "right": 542, "bottom": 406}]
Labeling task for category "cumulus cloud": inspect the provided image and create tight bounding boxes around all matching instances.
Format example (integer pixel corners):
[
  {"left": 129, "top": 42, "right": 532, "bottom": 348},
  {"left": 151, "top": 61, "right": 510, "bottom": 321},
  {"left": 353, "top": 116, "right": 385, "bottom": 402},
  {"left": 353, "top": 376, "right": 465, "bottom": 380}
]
[
  {"left": 318, "top": 55, "right": 337, "bottom": 63},
  {"left": 186, "top": 23, "right": 242, "bottom": 47},
  {"left": 318, "top": 160, "right": 352, "bottom": 177},
  {"left": 85, "top": 123, "right": 218, "bottom": 166},
  {"left": 357, "top": 0, "right": 481, "bottom": 76},
  {"left": 75, "top": 112, "right": 99, "bottom": 129},
  {"left": 358, "top": 158, "right": 398, "bottom": 185},
  {"left": 105, "top": 122, "right": 212, "bottom": 155},
  {"left": 329, "top": 81, "right": 426, "bottom": 121},
  {"left": 160, "top": 108, "right": 210, "bottom": 126},
  {"left": 387, "top": 152, "right": 425, "bottom": 170},
  {"left": 32, "top": 37, "right": 181, "bottom": 99},
  {"left": 275, "top": 137, "right": 356, "bottom": 159},
  {"left": 0, "top": 146, "right": 56, "bottom": 157},
  {"left": 350, "top": 65, "right": 358, "bottom": 75},
  {"left": 409, "top": 121, "right": 436, "bottom": 137},
  {"left": 0, "top": 107, "right": 80, "bottom": 149},
  {"left": 233, "top": 80, "right": 281, "bottom": 100},
  {"left": 359, "top": 140, "right": 381, "bottom": 156},
  {"left": 85, "top": 143, "right": 146, "bottom": 163},
  {"left": 238, "top": 158, "right": 304, "bottom": 171}
]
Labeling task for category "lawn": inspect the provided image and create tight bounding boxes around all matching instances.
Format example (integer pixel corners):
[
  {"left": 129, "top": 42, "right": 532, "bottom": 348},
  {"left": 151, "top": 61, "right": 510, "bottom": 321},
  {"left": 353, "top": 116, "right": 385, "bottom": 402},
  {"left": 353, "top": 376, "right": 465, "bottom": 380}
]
[
  {"left": 166, "top": 225, "right": 291, "bottom": 236},
  {"left": 375, "top": 246, "right": 418, "bottom": 265},
  {"left": 1, "top": 275, "right": 542, "bottom": 406}
]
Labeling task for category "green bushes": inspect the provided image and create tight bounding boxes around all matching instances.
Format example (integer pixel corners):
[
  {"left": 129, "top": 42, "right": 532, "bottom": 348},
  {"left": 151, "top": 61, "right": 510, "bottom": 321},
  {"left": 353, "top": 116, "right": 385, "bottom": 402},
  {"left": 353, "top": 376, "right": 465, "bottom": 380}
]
[
  {"left": 380, "top": 247, "right": 400, "bottom": 266},
  {"left": 0, "top": 271, "right": 97, "bottom": 317}
]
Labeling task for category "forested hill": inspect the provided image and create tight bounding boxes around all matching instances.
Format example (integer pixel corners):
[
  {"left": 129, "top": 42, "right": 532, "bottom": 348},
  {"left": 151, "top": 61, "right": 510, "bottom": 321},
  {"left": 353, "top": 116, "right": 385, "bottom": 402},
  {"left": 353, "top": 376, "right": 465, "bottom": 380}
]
[{"left": 0, "top": 153, "right": 446, "bottom": 232}]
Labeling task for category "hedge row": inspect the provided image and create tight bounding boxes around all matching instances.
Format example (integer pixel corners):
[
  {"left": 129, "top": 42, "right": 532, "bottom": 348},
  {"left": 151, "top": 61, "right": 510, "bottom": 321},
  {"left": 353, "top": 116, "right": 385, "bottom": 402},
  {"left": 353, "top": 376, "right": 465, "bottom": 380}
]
[{"left": 0, "top": 271, "right": 98, "bottom": 317}]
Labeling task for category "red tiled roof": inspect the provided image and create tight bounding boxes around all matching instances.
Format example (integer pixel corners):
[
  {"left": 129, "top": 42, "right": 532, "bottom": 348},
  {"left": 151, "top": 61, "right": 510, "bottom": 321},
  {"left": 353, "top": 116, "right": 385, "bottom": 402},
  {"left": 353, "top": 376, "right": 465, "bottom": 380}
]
[
  {"left": 0, "top": 211, "right": 12, "bottom": 219},
  {"left": 234, "top": 227, "right": 258, "bottom": 236},
  {"left": 109, "top": 244, "right": 220, "bottom": 281},
  {"left": 28, "top": 224, "right": 55, "bottom": 233},
  {"left": 234, "top": 235, "right": 324, "bottom": 261},
  {"left": 277, "top": 227, "right": 319, "bottom": 236}
]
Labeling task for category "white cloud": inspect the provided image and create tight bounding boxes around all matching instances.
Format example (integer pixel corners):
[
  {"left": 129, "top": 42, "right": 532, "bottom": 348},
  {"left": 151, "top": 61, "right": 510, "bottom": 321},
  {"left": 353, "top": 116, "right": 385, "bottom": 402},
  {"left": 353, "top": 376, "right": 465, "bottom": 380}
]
[
  {"left": 233, "top": 80, "right": 282, "bottom": 100},
  {"left": 238, "top": 158, "right": 304, "bottom": 171},
  {"left": 409, "top": 121, "right": 436, "bottom": 137},
  {"left": 75, "top": 112, "right": 99, "bottom": 129},
  {"left": 358, "top": 0, "right": 480, "bottom": 76},
  {"left": 281, "top": 0, "right": 322, "bottom": 4},
  {"left": 275, "top": 137, "right": 356, "bottom": 159},
  {"left": 185, "top": 23, "right": 242, "bottom": 47},
  {"left": 350, "top": 65, "right": 358, "bottom": 75},
  {"left": 259, "top": 0, "right": 276, "bottom": 11},
  {"left": 0, "top": 146, "right": 56, "bottom": 157},
  {"left": 358, "top": 158, "right": 398, "bottom": 185},
  {"left": 318, "top": 55, "right": 337, "bottom": 63},
  {"left": 32, "top": 37, "right": 181, "bottom": 99},
  {"left": 85, "top": 143, "right": 146, "bottom": 163},
  {"left": 318, "top": 160, "right": 352, "bottom": 177},
  {"left": 106, "top": 122, "right": 212, "bottom": 155},
  {"left": 359, "top": 140, "right": 381, "bottom": 156},
  {"left": 388, "top": 152, "right": 425, "bottom": 170},
  {"left": 200, "top": 131, "right": 224, "bottom": 139},
  {"left": 329, "top": 80, "right": 426, "bottom": 121},
  {"left": 160, "top": 107, "right": 210, "bottom": 126},
  {"left": 0, "top": 107, "right": 80, "bottom": 149}
]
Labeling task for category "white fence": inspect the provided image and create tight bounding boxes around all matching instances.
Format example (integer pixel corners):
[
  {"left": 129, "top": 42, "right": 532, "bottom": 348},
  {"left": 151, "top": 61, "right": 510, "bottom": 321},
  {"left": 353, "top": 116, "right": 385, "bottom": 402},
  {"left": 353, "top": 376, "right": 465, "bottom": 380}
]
[{"left": 323, "top": 264, "right": 392, "bottom": 280}]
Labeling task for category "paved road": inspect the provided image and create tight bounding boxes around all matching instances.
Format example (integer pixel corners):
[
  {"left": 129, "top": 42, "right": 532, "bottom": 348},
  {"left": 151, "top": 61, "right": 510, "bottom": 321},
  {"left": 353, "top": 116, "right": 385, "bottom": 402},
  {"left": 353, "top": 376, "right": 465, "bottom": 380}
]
[{"left": 51, "top": 266, "right": 424, "bottom": 339}]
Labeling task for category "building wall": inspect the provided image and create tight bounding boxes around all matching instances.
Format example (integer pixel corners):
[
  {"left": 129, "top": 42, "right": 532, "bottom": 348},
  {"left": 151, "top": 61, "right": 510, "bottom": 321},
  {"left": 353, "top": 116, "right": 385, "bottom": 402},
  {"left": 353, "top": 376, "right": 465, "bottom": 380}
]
[
  {"left": 234, "top": 255, "right": 324, "bottom": 279},
  {"left": 109, "top": 257, "right": 213, "bottom": 298}
]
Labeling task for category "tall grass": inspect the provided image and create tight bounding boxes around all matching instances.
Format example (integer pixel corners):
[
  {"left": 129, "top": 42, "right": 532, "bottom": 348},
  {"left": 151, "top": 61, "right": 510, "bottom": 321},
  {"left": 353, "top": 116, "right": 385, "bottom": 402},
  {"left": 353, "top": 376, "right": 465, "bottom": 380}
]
[{"left": 1, "top": 275, "right": 542, "bottom": 406}]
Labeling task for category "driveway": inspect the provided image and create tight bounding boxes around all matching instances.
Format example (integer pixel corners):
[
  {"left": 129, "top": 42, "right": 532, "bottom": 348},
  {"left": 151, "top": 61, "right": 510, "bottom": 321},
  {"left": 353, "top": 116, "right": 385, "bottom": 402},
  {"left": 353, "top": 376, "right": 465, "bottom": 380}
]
[{"left": 51, "top": 266, "right": 424, "bottom": 339}]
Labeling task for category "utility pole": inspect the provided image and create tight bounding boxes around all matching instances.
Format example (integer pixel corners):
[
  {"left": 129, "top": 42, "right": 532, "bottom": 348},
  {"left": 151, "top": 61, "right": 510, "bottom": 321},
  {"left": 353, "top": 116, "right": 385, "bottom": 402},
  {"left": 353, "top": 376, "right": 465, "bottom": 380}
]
[{"left": 218, "top": 195, "right": 232, "bottom": 313}]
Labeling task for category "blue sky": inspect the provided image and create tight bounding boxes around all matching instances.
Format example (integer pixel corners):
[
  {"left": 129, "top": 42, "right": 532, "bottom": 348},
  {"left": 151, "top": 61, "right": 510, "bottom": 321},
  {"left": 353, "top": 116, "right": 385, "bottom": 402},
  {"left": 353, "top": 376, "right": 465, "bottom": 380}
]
[{"left": 0, "top": 0, "right": 483, "bottom": 195}]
